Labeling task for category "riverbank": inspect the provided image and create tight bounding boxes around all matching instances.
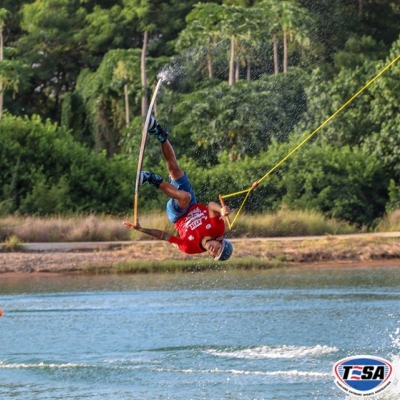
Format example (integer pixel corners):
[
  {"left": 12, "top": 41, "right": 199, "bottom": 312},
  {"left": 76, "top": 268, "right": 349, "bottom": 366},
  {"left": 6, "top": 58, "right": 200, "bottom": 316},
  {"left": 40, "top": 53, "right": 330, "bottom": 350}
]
[{"left": 1, "top": 232, "right": 400, "bottom": 274}]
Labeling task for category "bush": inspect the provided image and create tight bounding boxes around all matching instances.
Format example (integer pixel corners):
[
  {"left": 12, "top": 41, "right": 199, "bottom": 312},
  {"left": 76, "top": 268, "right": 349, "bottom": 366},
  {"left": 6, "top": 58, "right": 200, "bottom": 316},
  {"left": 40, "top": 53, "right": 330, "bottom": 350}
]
[{"left": 0, "top": 113, "right": 134, "bottom": 215}]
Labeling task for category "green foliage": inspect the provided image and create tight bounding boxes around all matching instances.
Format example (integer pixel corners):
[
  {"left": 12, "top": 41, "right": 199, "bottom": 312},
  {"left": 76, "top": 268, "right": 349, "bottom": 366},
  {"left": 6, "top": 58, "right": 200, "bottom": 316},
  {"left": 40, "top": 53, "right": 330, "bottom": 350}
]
[
  {"left": 16, "top": 0, "right": 89, "bottom": 119},
  {"left": 295, "top": 62, "right": 378, "bottom": 149},
  {"left": 64, "top": 49, "right": 171, "bottom": 156},
  {"left": 78, "top": 4, "right": 127, "bottom": 58},
  {"left": 0, "top": 58, "right": 31, "bottom": 93},
  {"left": 61, "top": 92, "right": 91, "bottom": 147},
  {"left": 296, "top": 36, "right": 400, "bottom": 182},
  {"left": 362, "top": 37, "right": 400, "bottom": 178},
  {"left": 334, "top": 35, "right": 388, "bottom": 70},
  {"left": 1, "top": 234, "right": 24, "bottom": 251},
  {"left": 0, "top": 113, "right": 134, "bottom": 215},
  {"left": 164, "top": 67, "right": 307, "bottom": 162},
  {"left": 279, "top": 144, "right": 388, "bottom": 226},
  {"left": 385, "top": 180, "right": 400, "bottom": 214},
  {"left": 19, "top": 176, "right": 71, "bottom": 215}
]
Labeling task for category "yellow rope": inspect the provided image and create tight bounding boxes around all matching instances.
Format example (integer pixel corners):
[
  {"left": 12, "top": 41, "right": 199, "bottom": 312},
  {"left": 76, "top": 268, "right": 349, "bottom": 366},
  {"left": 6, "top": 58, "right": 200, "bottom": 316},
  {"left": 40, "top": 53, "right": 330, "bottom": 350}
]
[{"left": 221, "top": 53, "right": 400, "bottom": 229}]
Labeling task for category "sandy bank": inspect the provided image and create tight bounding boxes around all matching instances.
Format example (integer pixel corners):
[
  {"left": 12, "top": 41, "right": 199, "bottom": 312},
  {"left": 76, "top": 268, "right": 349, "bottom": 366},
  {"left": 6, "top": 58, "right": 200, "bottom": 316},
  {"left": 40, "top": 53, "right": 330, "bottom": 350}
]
[{"left": 1, "top": 233, "right": 400, "bottom": 273}]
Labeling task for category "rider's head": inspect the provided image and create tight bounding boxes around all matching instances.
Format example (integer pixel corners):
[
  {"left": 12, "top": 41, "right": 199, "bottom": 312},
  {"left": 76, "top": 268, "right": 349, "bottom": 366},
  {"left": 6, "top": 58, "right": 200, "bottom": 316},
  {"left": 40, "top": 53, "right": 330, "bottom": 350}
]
[{"left": 204, "top": 238, "right": 233, "bottom": 262}]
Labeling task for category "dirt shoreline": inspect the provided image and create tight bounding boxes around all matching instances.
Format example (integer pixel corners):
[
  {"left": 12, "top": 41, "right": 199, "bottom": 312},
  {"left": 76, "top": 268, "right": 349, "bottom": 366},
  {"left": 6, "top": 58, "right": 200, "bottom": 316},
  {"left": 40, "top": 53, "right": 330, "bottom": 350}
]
[{"left": 1, "top": 234, "right": 400, "bottom": 274}]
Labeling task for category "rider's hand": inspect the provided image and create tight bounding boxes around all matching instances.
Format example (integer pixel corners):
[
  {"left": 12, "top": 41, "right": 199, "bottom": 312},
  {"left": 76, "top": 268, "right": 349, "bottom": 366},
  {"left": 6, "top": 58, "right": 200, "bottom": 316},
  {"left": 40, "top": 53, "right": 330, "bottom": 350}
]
[
  {"left": 123, "top": 220, "right": 141, "bottom": 230},
  {"left": 220, "top": 206, "right": 230, "bottom": 217}
]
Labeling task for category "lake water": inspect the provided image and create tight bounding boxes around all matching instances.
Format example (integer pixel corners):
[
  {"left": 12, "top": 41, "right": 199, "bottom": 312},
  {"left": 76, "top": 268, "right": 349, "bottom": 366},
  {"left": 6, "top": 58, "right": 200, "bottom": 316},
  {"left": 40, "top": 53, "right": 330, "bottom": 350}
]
[{"left": 0, "top": 266, "right": 399, "bottom": 399}]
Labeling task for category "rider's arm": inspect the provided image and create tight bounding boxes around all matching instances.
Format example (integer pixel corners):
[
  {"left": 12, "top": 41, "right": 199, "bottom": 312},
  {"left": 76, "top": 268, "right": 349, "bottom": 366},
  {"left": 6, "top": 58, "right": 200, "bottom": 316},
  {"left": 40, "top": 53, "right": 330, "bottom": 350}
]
[{"left": 123, "top": 221, "right": 171, "bottom": 241}]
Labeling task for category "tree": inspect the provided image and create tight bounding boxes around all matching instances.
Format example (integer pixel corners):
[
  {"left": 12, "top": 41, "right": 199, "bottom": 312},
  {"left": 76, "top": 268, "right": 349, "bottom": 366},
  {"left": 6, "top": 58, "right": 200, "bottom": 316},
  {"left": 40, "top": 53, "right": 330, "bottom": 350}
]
[
  {"left": 17, "top": 0, "right": 89, "bottom": 119},
  {"left": 176, "top": 3, "right": 227, "bottom": 80},
  {"left": 294, "top": 63, "right": 377, "bottom": 150},
  {"left": 0, "top": 8, "right": 31, "bottom": 120},
  {"left": 0, "top": 113, "right": 135, "bottom": 215},
  {"left": 63, "top": 49, "right": 141, "bottom": 155},
  {"left": 122, "top": 0, "right": 201, "bottom": 116},
  {"left": 77, "top": 3, "right": 132, "bottom": 68},
  {"left": 219, "top": 5, "right": 260, "bottom": 85},
  {"left": 334, "top": 35, "right": 387, "bottom": 70},
  {"left": 279, "top": 0, "right": 314, "bottom": 72},
  {"left": 362, "top": 37, "right": 400, "bottom": 179},
  {"left": 120, "top": 0, "right": 151, "bottom": 117},
  {"left": 177, "top": 4, "right": 264, "bottom": 85},
  {"left": 280, "top": 143, "right": 388, "bottom": 226},
  {"left": 0, "top": 0, "right": 26, "bottom": 45},
  {"left": 0, "top": 8, "right": 8, "bottom": 120},
  {"left": 355, "top": 0, "right": 400, "bottom": 45},
  {"left": 78, "top": 1, "right": 152, "bottom": 117},
  {"left": 62, "top": 48, "right": 167, "bottom": 155},
  {"left": 297, "top": 0, "right": 359, "bottom": 63},
  {"left": 295, "top": 34, "right": 400, "bottom": 180},
  {"left": 168, "top": 68, "right": 307, "bottom": 162},
  {"left": 254, "top": 0, "right": 282, "bottom": 74},
  {"left": 257, "top": 0, "right": 314, "bottom": 74}
]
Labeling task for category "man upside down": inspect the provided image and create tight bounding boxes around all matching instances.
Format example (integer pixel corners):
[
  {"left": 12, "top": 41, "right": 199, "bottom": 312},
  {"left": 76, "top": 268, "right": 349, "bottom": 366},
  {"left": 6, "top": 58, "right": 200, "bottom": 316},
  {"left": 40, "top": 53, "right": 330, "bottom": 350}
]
[{"left": 124, "top": 117, "right": 233, "bottom": 261}]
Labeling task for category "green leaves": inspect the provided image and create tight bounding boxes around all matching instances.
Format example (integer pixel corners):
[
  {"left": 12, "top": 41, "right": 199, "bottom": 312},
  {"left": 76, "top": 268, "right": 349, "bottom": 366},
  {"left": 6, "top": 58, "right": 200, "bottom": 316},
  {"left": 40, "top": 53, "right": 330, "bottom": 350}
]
[
  {"left": 280, "top": 144, "right": 388, "bottom": 226},
  {"left": 169, "top": 67, "right": 307, "bottom": 161},
  {"left": 0, "top": 113, "right": 134, "bottom": 215}
]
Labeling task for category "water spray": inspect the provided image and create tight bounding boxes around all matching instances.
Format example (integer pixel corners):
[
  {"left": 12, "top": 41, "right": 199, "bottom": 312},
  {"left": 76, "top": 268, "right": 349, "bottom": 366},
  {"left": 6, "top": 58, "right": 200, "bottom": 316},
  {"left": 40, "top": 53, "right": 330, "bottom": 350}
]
[
  {"left": 156, "top": 61, "right": 186, "bottom": 91},
  {"left": 156, "top": 66, "right": 177, "bottom": 87}
]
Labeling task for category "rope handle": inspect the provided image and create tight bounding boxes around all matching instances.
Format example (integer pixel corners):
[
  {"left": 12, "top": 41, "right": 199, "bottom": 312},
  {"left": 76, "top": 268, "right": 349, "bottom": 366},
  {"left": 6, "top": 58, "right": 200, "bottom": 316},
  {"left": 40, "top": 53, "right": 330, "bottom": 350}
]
[{"left": 219, "top": 195, "right": 232, "bottom": 230}]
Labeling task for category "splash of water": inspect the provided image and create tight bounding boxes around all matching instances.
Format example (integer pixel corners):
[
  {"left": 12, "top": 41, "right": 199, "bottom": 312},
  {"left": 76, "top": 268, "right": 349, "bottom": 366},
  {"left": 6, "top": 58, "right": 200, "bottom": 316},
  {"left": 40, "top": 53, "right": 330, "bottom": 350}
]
[
  {"left": 345, "top": 325, "right": 400, "bottom": 400},
  {"left": 206, "top": 344, "right": 338, "bottom": 359},
  {"left": 383, "top": 326, "right": 400, "bottom": 399},
  {"left": 157, "top": 64, "right": 182, "bottom": 85}
]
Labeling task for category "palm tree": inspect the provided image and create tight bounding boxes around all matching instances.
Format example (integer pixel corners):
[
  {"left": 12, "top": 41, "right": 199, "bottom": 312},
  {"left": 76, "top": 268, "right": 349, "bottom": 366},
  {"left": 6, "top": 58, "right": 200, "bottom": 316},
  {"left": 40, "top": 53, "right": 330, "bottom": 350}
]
[
  {"left": 141, "top": 30, "right": 148, "bottom": 118},
  {"left": 176, "top": 3, "right": 226, "bottom": 79},
  {"left": 220, "top": 5, "right": 261, "bottom": 85},
  {"left": 255, "top": 0, "right": 283, "bottom": 74},
  {"left": 0, "top": 8, "right": 8, "bottom": 121},
  {"left": 258, "top": 0, "right": 314, "bottom": 74},
  {"left": 178, "top": 4, "right": 261, "bottom": 86},
  {"left": 279, "top": 0, "right": 314, "bottom": 72}
]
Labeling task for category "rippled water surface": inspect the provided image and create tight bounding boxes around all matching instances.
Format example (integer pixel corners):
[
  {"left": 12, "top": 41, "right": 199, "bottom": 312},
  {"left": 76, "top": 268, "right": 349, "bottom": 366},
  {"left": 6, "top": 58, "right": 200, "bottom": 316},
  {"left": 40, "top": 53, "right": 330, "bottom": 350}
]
[{"left": 1, "top": 266, "right": 399, "bottom": 399}]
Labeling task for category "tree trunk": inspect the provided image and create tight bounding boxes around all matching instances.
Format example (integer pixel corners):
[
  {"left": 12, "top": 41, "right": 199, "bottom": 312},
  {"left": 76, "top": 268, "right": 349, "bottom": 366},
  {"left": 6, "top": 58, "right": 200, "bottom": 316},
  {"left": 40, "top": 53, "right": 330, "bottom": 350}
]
[
  {"left": 229, "top": 35, "right": 235, "bottom": 86},
  {"left": 246, "top": 59, "right": 251, "bottom": 82},
  {"left": 0, "top": 30, "right": 3, "bottom": 121},
  {"left": 207, "top": 56, "right": 213, "bottom": 79},
  {"left": 273, "top": 32, "right": 279, "bottom": 75},
  {"left": 207, "top": 39, "right": 213, "bottom": 79},
  {"left": 283, "top": 30, "right": 288, "bottom": 73},
  {"left": 124, "top": 84, "right": 129, "bottom": 127},
  {"left": 235, "top": 55, "right": 240, "bottom": 82},
  {"left": 141, "top": 31, "right": 148, "bottom": 117}
]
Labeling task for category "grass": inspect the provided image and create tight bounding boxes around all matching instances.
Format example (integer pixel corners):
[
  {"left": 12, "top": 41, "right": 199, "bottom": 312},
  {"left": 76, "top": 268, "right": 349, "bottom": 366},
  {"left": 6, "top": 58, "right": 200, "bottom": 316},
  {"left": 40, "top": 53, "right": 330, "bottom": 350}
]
[
  {"left": 82, "top": 257, "right": 289, "bottom": 275},
  {"left": 232, "top": 209, "right": 358, "bottom": 237},
  {"left": 0, "top": 214, "right": 134, "bottom": 242},
  {"left": 375, "top": 209, "right": 400, "bottom": 232},
  {"left": 0, "top": 208, "right": 399, "bottom": 244},
  {"left": 1, "top": 234, "right": 25, "bottom": 251}
]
